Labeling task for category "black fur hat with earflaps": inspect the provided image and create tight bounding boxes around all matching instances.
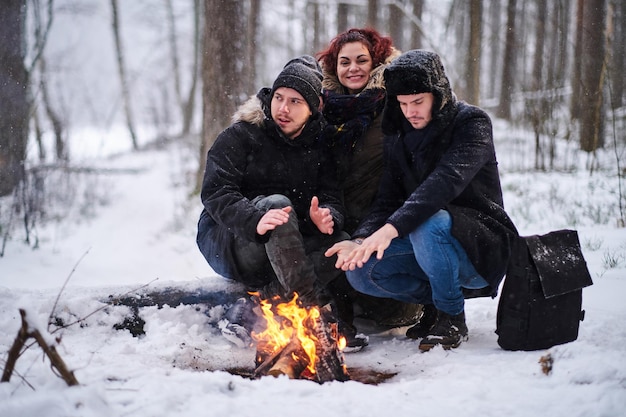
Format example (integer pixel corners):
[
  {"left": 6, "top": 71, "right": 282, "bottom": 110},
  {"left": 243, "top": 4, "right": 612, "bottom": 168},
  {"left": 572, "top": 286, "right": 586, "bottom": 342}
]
[{"left": 382, "top": 49, "right": 456, "bottom": 135}]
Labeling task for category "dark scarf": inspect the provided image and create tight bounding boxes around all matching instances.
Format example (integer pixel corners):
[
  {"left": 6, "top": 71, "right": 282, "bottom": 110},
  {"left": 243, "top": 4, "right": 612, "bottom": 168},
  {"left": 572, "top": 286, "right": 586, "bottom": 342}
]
[
  {"left": 401, "top": 119, "right": 436, "bottom": 183},
  {"left": 322, "top": 88, "right": 386, "bottom": 153}
]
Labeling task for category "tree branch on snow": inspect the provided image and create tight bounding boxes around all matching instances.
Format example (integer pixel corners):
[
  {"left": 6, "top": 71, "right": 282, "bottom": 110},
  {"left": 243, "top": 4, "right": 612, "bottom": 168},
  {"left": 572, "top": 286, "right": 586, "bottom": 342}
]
[
  {"left": 2, "top": 309, "right": 79, "bottom": 386},
  {"left": 1, "top": 247, "right": 161, "bottom": 388}
]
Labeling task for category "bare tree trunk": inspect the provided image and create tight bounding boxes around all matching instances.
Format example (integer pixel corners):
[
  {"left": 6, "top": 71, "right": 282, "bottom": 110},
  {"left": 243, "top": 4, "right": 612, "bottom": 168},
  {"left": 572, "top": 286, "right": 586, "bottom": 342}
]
[
  {"left": 580, "top": 0, "right": 607, "bottom": 152},
  {"left": 530, "top": 0, "right": 547, "bottom": 170},
  {"left": 610, "top": 0, "right": 625, "bottom": 109},
  {"left": 531, "top": 0, "right": 546, "bottom": 92},
  {"left": 39, "top": 56, "right": 67, "bottom": 161},
  {"left": 466, "top": 0, "right": 482, "bottom": 105},
  {"left": 497, "top": 0, "right": 517, "bottom": 120},
  {"left": 312, "top": 0, "right": 322, "bottom": 52},
  {"left": 166, "top": 0, "right": 182, "bottom": 109},
  {"left": 31, "top": 1, "right": 65, "bottom": 162},
  {"left": 517, "top": 0, "right": 530, "bottom": 90},
  {"left": 546, "top": 0, "right": 570, "bottom": 90},
  {"left": 487, "top": 0, "right": 502, "bottom": 99},
  {"left": 337, "top": 2, "right": 349, "bottom": 34},
  {"left": 110, "top": 0, "right": 138, "bottom": 150},
  {"left": 182, "top": 0, "right": 201, "bottom": 136},
  {"left": 367, "top": 0, "right": 378, "bottom": 30},
  {"left": 33, "top": 111, "right": 46, "bottom": 161},
  {"left": 196, "top": 0, "right": 245, "bottom": 193},
  {"left": 544, "top": 0, "right": 570, "bottom": 170},
  {"left": 570, "top": 0, "right": 584, "bottom": 120},
  {"left": 245, "top": 0, "right": 260, "bottom": 95},
  {"left": 410, "top": 0, "right": 424, "bottom": 48},
  {"left": 0, "top": 0, "right": 29, "bottom": 197},
  {"left": 388, "top": 2, "right": 404, "bottom": 51}
]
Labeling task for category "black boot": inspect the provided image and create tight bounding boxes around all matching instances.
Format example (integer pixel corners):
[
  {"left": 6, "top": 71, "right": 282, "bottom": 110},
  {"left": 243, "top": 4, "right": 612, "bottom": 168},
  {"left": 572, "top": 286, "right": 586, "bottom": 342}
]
[
  {"left": 324, "top": 275, "right": 368, "bottom": 352},
  {"left": 336, "top": 316, "right": 369, "bottom": 353},
  {"left": 219, "top": 297, "right": 259, "bottom": 348},
  {"left": 264, "top": 210, "right": 318, "bottom": 302},
  {"left": 405, "top": 304, "right": 438, "bottom": 339},
  {"left": 418, "top": 310, "right": 468, "bottom": 351}
]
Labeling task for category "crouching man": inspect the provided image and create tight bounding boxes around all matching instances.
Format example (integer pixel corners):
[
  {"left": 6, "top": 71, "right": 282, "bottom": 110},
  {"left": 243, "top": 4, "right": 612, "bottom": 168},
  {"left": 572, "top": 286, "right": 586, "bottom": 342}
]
[
  {"left": 325, "top": 50, "right": 517, "bottom": 351},
  {"left": 196, "top": 56, "right": 366, "bottom": 350}
]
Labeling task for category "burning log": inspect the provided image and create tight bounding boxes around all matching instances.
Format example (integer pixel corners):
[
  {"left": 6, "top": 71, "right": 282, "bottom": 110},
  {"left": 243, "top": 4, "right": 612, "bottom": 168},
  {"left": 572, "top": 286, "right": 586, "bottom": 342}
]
[
  {"left": 252, "top": 294, "right": 350, "bottom": 383},
  {"left": 308, "top": 307, "right": 349, "bottom": 383},
  {"left": 266, "top": 337, "right": 309, "bottom": 379},
  {"left": 253, "top": 335, "right": 307, "bottom": 379}
]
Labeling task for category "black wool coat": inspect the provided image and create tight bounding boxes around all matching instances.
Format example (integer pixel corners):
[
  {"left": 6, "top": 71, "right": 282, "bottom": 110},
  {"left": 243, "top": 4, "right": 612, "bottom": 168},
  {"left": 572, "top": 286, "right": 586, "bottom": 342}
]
[
  {"left": 197, "top": 88, "right": 345, "bottom": 282},
  {"left": 354, "top": 100, "right": 518, "bottom": 295}
]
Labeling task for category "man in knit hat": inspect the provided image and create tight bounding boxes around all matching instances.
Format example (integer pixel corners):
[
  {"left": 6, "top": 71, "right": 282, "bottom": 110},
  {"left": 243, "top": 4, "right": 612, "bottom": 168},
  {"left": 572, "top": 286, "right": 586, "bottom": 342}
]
[
  {"left": 326, "top": 50, "right": 517, "bottom": 351},
  {"left": 196, "top": 56, "right": 365, "bottom": 350}
]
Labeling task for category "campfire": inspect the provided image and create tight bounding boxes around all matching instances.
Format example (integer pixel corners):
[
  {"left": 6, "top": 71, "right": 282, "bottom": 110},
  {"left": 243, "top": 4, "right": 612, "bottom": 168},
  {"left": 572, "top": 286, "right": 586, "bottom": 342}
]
[{"left": 251, "top": 293, "right": 350, "bottom": 383}]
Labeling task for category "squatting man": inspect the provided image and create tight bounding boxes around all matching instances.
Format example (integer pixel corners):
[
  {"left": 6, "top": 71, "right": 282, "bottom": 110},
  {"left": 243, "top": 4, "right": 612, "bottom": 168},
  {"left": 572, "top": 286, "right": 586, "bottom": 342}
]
[{"left": 325, "top": 49, "right": 517, "bottom": 351}]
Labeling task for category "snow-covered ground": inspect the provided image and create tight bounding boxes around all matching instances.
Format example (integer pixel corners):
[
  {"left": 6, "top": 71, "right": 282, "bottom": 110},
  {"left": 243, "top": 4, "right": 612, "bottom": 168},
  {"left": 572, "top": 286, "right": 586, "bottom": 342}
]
[{"left": 1, "top": 125, "right": 625, "bottom": 417}]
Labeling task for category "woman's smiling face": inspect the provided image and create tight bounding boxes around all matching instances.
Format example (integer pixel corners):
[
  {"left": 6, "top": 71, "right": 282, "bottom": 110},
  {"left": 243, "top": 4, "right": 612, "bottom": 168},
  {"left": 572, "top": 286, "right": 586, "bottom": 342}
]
[{"left": 336, "top": 42, "right": 373, "bottom": 94}]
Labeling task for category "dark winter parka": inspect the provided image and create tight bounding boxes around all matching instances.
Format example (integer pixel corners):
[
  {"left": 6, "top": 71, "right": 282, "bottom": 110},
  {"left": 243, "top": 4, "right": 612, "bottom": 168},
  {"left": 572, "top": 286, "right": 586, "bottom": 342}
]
[
  {"left": 196, "top": 88, "right": 345, "bottom": 284},
  {"left": 354, "top": 50, "right": 518, "bottom": 295}
]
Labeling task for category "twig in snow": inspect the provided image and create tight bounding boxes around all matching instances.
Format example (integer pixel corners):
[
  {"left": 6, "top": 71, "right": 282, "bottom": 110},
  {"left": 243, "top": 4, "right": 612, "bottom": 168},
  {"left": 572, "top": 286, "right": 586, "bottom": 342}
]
[
  {"left": 48, "top": 248, "right": 91, "bottom": 332},
  {"left": 2, "top": 309, "right": 79, "bottom": 386}
]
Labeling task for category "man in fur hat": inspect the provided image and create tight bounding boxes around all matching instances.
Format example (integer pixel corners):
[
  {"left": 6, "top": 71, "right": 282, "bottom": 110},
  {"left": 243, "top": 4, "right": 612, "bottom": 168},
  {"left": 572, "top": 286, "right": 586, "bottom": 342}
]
[
  {"left": 196, "top": 56, "right": 367, "bottom": 350},
  {"left": 326, "top": 50, "right": 517, "bottom": 351}
]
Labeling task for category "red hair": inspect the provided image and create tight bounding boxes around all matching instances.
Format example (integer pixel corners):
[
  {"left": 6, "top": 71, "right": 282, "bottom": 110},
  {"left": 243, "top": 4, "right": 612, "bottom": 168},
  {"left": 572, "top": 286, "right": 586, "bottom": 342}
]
[{"left": 316, "top": 28, "right": 394, "bottom": 76}]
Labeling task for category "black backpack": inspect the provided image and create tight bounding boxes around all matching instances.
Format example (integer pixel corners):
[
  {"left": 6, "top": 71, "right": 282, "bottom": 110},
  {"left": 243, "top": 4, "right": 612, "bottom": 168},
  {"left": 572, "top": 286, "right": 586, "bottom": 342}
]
[{"left": 496, "top": 229, "right": 593, "bottom": 351}]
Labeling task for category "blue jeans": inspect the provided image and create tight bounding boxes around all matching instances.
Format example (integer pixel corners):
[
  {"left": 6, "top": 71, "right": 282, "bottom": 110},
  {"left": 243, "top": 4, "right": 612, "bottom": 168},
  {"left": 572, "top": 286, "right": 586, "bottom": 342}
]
[{"left": 345, "top": 210, "right": 488, "bottom": 316}]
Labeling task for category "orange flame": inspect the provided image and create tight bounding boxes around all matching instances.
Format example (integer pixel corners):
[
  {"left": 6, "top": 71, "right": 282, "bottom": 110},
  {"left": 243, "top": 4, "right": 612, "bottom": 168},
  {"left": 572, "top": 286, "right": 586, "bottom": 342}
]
[{"left": 252, "top": 293, "right": 321, "bottom": 374}]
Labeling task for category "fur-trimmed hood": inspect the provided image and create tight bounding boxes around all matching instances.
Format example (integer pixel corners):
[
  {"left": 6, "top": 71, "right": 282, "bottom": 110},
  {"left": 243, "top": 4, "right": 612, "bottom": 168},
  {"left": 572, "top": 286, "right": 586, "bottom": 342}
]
[
  {"left": 231, "top": 89, "right": 270, "bottom": 126},
  {"left": 320, "top": 47, "right": 401, "bottom": 94}
]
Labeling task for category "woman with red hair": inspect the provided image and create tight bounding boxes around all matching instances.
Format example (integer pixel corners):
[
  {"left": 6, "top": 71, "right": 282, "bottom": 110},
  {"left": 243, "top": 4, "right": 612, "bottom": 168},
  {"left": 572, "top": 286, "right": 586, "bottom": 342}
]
[
  {"left": 317, "top": 28, "right": 421, "bottom": 350},
  {"left": 317, "top": 28, "right": 398, "bottom": 234}
]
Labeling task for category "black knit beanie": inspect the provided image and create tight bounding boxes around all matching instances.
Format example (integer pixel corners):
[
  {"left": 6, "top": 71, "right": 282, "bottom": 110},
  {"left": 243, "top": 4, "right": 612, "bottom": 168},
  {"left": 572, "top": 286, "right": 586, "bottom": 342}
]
[{"left": 272, "top": 55, "right": 323, "bottom": 114}]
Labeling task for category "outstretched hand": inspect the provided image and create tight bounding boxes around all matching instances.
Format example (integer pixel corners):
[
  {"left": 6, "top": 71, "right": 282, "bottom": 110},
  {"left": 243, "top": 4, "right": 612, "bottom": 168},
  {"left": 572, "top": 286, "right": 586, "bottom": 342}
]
[
  {"left": 324, "top": 224, "right": 399, "bottom": 271},
  {"left": 309, "top": 196, "right": 334, "bottom": 235},
  {"left": 324, "top": 239, "right": 359, "bottom": 269},
  {"left": 256, "top": 206, "right": 292, "bottom": 235}
]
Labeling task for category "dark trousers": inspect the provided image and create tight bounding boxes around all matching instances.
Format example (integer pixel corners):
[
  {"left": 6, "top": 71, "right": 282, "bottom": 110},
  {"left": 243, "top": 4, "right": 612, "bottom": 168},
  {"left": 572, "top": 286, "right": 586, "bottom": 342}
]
[{"left": 233, "top": 194, "right": 348, "bottom": 304}]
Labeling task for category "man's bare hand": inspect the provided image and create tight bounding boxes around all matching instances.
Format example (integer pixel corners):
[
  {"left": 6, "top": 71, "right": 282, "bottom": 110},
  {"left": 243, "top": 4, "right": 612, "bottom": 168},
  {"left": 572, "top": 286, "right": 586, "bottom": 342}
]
[
  {"left": 256, "top": 206, "right": 292, "bottom": 235},
  {"left": 310, "top": 196, "right": 334, "bottom": 235},
  {"left": 324, "top": 239, "right": 359, "bottom": 269},
  {"left": 324, "top": 224, "right": 399, "bottom": 271}
]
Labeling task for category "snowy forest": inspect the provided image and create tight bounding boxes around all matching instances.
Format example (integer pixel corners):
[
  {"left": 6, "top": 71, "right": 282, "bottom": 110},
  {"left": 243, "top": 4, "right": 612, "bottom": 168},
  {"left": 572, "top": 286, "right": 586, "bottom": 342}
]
[
  {"left": 1, "top": 2, "right": 625, "bottom": 416},
  {"left": 1, "top": 0, "right": 625, "bottom": 243}
]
